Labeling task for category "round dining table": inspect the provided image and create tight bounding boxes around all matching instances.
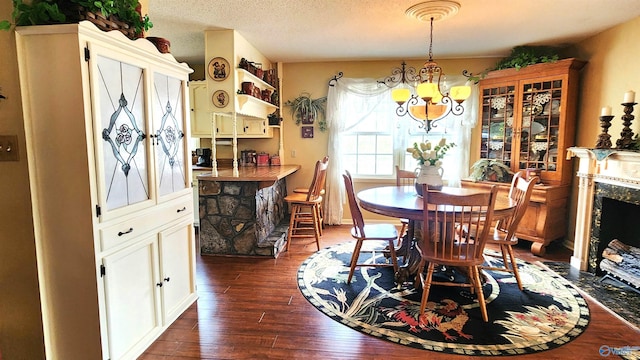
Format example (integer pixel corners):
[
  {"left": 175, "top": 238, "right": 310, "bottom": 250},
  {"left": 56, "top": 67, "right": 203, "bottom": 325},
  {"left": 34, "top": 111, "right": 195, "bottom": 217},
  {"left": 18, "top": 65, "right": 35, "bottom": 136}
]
[{"left": 357, "top": 185, "right": 516, "bottom": 283}]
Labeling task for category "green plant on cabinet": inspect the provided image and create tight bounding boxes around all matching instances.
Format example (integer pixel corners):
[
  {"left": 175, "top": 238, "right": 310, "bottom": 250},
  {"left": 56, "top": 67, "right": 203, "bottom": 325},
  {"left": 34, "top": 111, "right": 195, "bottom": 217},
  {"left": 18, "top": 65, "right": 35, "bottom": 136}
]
[{"left": 469, "top": 158, "right": 514, "bottom": 183}]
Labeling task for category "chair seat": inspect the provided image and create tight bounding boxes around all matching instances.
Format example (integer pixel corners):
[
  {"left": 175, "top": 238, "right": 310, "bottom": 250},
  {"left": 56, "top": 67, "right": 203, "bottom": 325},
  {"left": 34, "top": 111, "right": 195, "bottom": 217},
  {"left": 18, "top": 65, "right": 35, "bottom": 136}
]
[
  {"left": 293, "top": 188, "right": 326, "bottom": 195},
  {"left": 418, "top": 244, "right": 486, "bottom": 267},
  {"left": 489, "top": 228, "right": 518, "bottom": 245},
  {"left": 285, "top": 193, "right": 323, "bottom": 205},
  {"left": 351, "top": 223, "right": 398, "bottom": 240}
]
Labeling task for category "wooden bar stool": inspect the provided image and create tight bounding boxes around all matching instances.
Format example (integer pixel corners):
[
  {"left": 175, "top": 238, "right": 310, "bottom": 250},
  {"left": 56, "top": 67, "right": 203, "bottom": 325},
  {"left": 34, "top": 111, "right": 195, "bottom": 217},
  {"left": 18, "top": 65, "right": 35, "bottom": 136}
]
[
  {"left": 293, "top": 156, "right": 329, "bottom": 232},
  {"left": 285, "top": 158, "right": 328, "bottom": 251}
]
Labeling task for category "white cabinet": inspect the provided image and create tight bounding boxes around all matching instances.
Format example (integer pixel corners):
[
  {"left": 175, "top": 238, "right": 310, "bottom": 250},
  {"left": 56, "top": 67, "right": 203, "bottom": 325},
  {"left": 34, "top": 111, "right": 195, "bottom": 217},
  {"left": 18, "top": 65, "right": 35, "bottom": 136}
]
[
  {"left": 189, "top": 80, "right": 211, "bottom": 137},
  {"left": 214, "top": 113, "right": 271, "bottom": 138},
  {"left": 16, "top": 21, "right": 197, "bottom": 360},
  {"left": 102, "top": 236, "right": 160, "bottom": 360}
]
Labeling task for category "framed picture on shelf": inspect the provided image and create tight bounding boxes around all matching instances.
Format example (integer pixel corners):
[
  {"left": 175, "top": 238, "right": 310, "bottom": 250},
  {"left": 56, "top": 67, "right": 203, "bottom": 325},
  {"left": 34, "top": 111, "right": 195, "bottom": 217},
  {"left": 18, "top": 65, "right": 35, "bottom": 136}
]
[{"left": 302, "top": 126, "right": 314, "bottom": 138}]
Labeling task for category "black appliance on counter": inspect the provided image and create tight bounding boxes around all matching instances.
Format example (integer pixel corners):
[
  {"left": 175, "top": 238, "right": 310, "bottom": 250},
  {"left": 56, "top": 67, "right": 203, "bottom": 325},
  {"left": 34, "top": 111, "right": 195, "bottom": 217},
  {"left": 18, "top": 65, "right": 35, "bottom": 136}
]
[{"left": 195, "top": 148, "right": 212, "bottom": 167}]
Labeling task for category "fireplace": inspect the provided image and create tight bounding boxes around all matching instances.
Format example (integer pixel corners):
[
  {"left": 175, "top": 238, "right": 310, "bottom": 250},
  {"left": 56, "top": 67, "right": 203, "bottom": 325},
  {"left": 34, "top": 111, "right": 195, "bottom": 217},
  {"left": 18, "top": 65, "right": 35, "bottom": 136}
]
[
  {"left": 568, "top": 148, "right": 640, "bottom": 286},
  {"left": 589, "top": 183, "right": 640, "bottom": 276}
]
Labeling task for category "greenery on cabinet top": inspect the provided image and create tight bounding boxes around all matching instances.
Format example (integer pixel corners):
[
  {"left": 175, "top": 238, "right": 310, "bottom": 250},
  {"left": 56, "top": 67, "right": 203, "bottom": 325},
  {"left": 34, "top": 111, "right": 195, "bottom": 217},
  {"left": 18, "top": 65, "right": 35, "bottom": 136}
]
[{"left": 1, "top": 0, "right": 152, "bottom": 37}]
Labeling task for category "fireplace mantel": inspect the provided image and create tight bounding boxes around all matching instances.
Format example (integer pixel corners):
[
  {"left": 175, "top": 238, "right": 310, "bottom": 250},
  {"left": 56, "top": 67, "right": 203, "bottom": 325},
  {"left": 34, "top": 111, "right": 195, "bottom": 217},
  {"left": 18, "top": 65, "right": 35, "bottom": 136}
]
[{"left": 568, "top": 147, "right": 640, "bottom": 272}]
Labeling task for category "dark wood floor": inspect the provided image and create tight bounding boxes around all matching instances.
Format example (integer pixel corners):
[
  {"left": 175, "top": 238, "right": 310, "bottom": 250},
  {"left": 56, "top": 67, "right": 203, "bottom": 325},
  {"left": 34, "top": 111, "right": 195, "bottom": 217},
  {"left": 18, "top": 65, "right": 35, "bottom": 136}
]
[{"left": 140, "top": 225, "right": 639, "bottom": 359}]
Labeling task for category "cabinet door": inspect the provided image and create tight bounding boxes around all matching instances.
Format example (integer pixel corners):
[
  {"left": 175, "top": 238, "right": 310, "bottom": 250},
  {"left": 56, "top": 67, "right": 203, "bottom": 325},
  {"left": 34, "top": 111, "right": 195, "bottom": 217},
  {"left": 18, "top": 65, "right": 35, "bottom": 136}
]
[
  {"left": 242, "top": 118, "right": 268, "bottom": 136},
  {"left": 152, "top": 71, "right": 190, "bottom": 200},
  {"left": 102, "top": 236, "right": 160, "bottom": 360},
  {"left": 190, "top": 82, "right": 211, "bottom": 137},
  {"left": 214, "top": 113, "right": 238, "bottom": 137},
  {"left": 517, "top": 77, "right": 565, "bottom": 183},
  {"left": 91, "top": 47, "right": 154, "bottom": 221},
  {"left": 158, "top": 221, "right": 196, "bottom": 324},
  {"left": 479, "top": 83, "right": 517, "bottom": 167}
]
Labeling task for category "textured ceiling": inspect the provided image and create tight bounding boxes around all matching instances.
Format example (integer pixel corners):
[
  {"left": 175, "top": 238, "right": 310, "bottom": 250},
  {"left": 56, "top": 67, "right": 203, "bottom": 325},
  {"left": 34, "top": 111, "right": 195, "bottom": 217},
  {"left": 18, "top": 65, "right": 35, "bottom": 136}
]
[{"left": 148, "top": 0, "right": 640, "bottom": 65}]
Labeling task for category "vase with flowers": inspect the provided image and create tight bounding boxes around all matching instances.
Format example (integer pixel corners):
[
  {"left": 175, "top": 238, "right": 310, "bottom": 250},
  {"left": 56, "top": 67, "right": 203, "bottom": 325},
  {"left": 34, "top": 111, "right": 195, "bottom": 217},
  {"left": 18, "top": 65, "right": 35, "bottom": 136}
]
[{"left": 407, "top": 138, "right": 456, "bottom": 195}]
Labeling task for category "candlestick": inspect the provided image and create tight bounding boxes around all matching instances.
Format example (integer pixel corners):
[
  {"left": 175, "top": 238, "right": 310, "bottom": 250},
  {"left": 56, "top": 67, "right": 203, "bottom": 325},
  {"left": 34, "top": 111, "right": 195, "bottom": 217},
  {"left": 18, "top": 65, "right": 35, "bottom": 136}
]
[
  {"left": 595, "top": 115, "right": 613, "bottom": 149},
  {"left": 615, "top": 102, "right": 637, "bottom": 149},
  {"left": 623, "top": 90, "right": 636, "bottom": 104},
  {"left": 600, "top": 106, "right": 612, "bottom": 116}
]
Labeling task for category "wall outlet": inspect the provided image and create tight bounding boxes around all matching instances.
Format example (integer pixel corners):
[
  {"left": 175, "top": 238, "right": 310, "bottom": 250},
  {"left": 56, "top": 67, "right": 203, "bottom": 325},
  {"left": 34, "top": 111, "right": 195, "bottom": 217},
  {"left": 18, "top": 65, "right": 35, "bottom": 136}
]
[
  {"left": 0, "top": 135, "right": 19, "bottom": 161},
  {"left": 291, "top": 149, "right": 296, "bottom": 158}
]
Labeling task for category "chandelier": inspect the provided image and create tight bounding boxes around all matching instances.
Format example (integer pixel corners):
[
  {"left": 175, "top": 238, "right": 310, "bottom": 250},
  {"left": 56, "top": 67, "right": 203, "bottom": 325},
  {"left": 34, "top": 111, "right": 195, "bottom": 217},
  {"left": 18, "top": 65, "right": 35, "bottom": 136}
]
[{"left": 380, "top": 2, "right": 471, "bottom": 133}]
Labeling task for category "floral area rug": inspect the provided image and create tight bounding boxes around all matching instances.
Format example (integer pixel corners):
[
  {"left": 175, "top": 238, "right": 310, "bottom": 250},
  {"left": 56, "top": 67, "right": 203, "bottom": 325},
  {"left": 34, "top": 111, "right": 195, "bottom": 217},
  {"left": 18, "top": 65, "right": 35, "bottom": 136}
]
[{"left": 297, "top": 241, "right": 590, "bottom": 356}]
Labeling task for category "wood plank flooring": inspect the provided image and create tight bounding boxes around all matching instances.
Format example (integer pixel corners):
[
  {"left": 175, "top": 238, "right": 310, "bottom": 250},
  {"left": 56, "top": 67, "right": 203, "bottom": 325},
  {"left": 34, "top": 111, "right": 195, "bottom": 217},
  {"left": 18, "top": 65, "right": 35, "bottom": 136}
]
[{"left": 140, "top": 225, "right": 640, "bottom": 359}]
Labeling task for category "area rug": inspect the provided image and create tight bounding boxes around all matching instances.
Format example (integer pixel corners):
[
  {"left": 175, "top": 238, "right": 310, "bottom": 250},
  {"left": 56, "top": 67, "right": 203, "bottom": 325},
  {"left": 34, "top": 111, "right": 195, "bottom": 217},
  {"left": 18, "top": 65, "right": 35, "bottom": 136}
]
[{"left": 297, "top": 241, "right": 590, "bottom": 356}]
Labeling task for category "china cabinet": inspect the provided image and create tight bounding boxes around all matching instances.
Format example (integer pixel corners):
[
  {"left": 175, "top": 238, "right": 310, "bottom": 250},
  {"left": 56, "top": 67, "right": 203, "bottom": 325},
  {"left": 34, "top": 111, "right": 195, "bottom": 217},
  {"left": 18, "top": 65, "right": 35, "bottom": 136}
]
[
  {"left": 464, "top": 58, "right": 586, "bottom": 255},
  {"left": 16, "top": 21, "right": 197, "bottom": 360}
]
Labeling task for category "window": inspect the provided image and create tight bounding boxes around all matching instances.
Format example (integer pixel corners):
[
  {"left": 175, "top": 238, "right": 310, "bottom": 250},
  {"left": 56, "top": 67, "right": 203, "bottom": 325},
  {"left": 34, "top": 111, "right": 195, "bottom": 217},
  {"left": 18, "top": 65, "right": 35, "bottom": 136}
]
[{"left": 343, "top": 97, "right": 458, "bottom": 178}]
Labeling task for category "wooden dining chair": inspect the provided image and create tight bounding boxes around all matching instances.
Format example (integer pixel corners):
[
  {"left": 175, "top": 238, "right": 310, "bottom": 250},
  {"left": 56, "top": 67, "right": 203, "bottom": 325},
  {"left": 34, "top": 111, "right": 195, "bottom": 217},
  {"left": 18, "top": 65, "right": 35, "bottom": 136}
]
[
  {"left": 285, "top": 158, "right": 328, "bottom": 251},
  {"left": 395, "top": 165, "right": 417, "bottom": 246},
  {"left": 293, "top": 156, "right": 329, "bottom": 231},
  {"left": 415, "top": 184, "right": 498, "bottom": 322},
  {"left": 481, "top": 172, "right": 537, "bottom": 290},
  {"left": 343, "top": 170, "right": 399, "bottom": 284}
]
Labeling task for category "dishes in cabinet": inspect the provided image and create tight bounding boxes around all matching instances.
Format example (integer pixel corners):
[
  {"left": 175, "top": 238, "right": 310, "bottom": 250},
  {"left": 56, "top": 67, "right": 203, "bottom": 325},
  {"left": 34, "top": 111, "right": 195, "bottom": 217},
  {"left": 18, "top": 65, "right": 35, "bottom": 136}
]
[
  {"left": 522, "top": 104, "right": 543, "bottom": 117},
  {"left": 543, "top": 99, "right": 561, "bottom": 115},
  {"left": 525, "top": 121, "right": 546, "bottom": 135},
  {"left": 493, "top": 104, "right": 513, "bottom": 118}
]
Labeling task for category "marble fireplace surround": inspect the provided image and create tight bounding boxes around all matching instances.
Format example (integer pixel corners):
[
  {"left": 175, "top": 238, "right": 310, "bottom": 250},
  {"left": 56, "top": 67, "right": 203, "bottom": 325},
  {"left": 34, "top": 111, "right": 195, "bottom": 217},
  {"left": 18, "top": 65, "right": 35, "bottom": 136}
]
[{"left": 568, "top": 147, "right": 640, "bottom": 274}]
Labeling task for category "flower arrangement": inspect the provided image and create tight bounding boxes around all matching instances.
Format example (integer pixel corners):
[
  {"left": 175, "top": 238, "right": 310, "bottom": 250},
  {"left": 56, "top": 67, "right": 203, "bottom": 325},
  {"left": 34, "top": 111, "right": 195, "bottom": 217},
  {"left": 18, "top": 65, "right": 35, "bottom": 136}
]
[{"left": 407, "top": 138, "right": 456, "bottom": 166}]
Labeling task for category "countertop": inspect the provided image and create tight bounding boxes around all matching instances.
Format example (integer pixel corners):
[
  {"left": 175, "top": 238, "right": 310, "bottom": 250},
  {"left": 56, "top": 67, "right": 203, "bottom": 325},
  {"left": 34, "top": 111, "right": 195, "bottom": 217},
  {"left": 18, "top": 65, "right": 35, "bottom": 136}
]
[{"left": 197, "top": 165, "right": 300, "bottom": 181}]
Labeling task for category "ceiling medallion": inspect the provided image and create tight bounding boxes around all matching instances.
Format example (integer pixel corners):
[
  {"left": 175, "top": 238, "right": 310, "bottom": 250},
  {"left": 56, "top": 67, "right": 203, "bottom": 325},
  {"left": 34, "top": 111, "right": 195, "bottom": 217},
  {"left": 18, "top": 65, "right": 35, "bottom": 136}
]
[{"left": 405, "top": 0, "right": 460, "bottom": 22}]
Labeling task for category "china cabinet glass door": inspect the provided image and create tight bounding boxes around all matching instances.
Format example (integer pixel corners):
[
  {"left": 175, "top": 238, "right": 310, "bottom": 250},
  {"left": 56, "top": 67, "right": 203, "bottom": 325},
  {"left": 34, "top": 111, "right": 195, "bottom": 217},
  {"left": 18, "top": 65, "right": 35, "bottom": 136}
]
[
  {"left": 518, "top": 79, "right": 563, "bottom": 173},
  {"left": 152, "top": 72, "right": 188, "bottom": 198},
  {"left": 480, "top": 84, "right": 516, "bottom": 167},
  {"left": 94, "top": 52, "right": 152, "bottom": 217}
]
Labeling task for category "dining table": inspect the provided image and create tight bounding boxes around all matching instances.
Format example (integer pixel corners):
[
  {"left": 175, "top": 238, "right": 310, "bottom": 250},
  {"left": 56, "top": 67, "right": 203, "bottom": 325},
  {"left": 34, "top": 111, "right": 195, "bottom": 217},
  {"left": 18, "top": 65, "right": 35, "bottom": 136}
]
[{"left": 357, "top": 185, "right": 517, "bottom": 283}]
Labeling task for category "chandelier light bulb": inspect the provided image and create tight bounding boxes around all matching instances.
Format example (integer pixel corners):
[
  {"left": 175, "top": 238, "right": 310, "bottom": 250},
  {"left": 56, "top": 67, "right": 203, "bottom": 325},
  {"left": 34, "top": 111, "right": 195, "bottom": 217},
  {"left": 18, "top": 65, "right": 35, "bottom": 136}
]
[
  {"left": 392, "top": 88, "right": 411, "bottom": 105},
  {"left": 417, "top": 82, "right": 438, "bottom": 102},
  {"left": 450, "top": 85, "right": 472, "bottom": 103}
]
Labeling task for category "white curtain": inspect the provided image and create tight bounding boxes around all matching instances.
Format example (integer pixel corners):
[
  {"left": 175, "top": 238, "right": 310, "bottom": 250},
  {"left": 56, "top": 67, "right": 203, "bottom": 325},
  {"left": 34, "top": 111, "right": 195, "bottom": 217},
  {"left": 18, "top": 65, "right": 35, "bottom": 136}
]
[
  {"left": 440, "top": 75, "right": 480, "bottom": 187},
  {"left": 325, "top": 78, "right": 391, "bottom": 225},
  {"left": 324, "top": 75, "right": 479, "bottom": 225}
]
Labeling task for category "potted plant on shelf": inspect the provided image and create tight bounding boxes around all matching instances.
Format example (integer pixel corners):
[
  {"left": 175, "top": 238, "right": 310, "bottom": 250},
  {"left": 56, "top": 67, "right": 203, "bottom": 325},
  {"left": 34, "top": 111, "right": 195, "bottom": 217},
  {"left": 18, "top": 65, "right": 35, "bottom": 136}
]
[
  {"left": 469, "top": 159, "right": 514, "bottom": 183},
  {"left": 284, "top": 92, "right": 327, "bottom": 131},
  {"left": 1, "top": 0, "right": 152, "bottom": 39}
]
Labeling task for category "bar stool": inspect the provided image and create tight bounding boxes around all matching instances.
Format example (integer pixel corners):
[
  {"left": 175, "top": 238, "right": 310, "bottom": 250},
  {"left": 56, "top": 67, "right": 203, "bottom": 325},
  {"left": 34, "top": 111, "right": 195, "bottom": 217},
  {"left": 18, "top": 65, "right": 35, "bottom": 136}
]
[
  {"left": 285, "top": 158, "right": 329, "bottom": 251},
  {"left": 293, "top": 156, "right": 329, "bottom": 231}
]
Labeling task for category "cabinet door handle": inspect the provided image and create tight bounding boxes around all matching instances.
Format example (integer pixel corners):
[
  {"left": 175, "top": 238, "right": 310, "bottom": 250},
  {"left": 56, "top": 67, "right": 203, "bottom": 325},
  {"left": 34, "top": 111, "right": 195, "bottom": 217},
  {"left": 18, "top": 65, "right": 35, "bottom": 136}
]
[
  {"left": 164, "top": 277, "right": 171, "bottom": 282},
  {"left": 117, "top": 227, "right": 134, "bottom": 236},
  {"left": 177, "top": 206, "right": 187, "bottom": 213},
  {"left": 156, "top": 282, "right": 163, "bottom": 287}
]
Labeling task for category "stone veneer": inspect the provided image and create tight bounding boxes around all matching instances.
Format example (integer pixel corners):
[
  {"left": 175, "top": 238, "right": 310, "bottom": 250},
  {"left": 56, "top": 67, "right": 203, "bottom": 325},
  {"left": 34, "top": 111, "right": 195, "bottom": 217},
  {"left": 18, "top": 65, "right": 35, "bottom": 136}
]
[{"left": 198, "top": 178, "right": 288, "bottom": 257}]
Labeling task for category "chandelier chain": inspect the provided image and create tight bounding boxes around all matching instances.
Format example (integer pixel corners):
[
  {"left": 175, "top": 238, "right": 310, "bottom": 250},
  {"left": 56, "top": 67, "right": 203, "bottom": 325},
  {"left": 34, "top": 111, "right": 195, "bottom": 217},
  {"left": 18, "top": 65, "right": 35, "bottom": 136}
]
[{"left": 428, "top": 17, "right": 434, "bottom": 62}]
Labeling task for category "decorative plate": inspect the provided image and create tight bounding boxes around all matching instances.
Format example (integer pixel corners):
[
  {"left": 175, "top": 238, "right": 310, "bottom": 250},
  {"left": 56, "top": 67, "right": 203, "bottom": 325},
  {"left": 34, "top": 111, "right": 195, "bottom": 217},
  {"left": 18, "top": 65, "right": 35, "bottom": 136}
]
[
  {"left": 208, "top": 57, "right": 230, "bottom": 81},
  {"left": 212, "top": 89, "right": 229, "bottom": 108}
]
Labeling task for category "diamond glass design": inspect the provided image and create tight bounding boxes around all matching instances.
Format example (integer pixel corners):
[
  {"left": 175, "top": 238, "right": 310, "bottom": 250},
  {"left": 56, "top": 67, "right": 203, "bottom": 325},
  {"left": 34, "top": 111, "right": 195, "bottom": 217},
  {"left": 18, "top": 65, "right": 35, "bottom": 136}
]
[
  {"left": 153, "top": 73, "right": 187, "bottom": 197},
  {"left": 97, "top": 55, "right": 149, "bottom": 211}
]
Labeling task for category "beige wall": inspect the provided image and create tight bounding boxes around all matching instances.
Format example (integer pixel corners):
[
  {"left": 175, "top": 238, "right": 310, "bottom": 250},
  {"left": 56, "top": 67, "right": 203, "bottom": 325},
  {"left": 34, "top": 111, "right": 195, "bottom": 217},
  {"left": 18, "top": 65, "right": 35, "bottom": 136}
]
[
  {"left": 565, "top": 15, "right": 640, "bottom": 248},
  {"left": 1, "top": 1, "right": 639, "bottom": 356},
  {"left": 0, "top": 2, "right": 46, "bottom": 359}
]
